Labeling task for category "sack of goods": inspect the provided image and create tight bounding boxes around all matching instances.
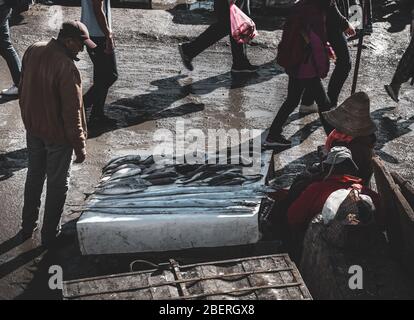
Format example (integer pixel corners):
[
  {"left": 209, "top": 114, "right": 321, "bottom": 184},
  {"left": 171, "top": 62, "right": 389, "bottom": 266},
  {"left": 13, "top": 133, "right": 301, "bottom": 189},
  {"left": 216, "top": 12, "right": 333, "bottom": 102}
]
[{"left": 230, "top": 3, "right": 258, "bottom": 44}]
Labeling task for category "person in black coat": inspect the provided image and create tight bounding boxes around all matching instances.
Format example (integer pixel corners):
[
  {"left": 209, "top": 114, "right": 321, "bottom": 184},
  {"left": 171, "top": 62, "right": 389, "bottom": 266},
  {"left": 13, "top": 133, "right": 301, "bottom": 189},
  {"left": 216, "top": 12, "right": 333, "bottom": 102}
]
[
  {"left": 298, "top": 0, "right": 355, "bottom": 114},
  {"left": 178, "top": 0, "right": 258, "bottom": 74}
]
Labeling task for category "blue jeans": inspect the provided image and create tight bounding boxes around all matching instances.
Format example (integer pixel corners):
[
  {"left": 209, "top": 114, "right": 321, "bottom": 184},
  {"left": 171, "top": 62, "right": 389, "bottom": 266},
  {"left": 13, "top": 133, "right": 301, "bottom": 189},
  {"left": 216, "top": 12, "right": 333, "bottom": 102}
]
[
  {"left": 0, "top": 5, "right": 21, "bottom": 86},
  {"left": 22, "top": 134, "right": 73, "bottom": 242}
]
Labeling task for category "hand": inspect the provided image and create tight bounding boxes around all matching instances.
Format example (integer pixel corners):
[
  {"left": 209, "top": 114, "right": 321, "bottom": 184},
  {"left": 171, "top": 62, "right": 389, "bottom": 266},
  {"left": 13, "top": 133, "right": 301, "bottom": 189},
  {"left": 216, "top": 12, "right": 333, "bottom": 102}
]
[
  {"left": 74, "top": 148, "right": 86, "bottom": 164},
  {"left": 104, "top": 33, "right": 115, "bottom": 54},
  {"left": 345, "top": 24, "right": 356, "bottom": 37}
]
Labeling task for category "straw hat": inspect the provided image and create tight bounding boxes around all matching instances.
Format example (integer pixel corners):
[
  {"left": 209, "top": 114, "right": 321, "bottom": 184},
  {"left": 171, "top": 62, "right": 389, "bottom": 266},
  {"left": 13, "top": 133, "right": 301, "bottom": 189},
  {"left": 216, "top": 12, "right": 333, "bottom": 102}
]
[{"left": 322, "top": 92, "right": 377, "bottom": 137}]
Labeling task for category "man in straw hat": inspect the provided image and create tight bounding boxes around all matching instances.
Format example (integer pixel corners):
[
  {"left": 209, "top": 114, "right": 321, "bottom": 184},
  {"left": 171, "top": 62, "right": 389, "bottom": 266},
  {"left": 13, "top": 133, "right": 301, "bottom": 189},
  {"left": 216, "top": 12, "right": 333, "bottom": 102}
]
[
  {"left": 287, "top": 146, "right": 380, "bottom": 245},
  {"left": 322, "top": 91, "right": 377, "bottom": 184}
]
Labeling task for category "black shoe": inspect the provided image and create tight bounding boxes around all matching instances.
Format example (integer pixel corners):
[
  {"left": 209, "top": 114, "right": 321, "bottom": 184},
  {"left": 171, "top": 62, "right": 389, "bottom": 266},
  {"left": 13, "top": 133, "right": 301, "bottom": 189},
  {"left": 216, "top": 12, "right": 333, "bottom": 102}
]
[
  {"left": 263, "top": 135, "right": 292, "bottom": 148},
  {"left": 178, "top": 43, "right": 194, "bottom": 71},
  {"left": 384, "top": 84, "right": 400, "bottom": 103},
  {"left": 231, "top": 63, "right": 259, "bottom": 73}
]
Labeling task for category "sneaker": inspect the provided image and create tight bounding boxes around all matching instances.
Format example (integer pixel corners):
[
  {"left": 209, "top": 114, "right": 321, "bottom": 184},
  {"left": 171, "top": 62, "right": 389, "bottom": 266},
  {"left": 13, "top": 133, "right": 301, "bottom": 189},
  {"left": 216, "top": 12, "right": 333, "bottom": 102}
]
[
  {"left": 263, "top": 134, "right": 292, "bottom": 148},
  {"left": 1, "top": 85, "right": 18, "bottom": 96},
  {"left": 231, "top": 63, "right": 259, "bottom": 73},
  {"left": 299, "top": 103, "right": 318, "bottom": 114},
  {"left": 178, "top": 43, "right": 194, "bottom": 71},
  {"left": 384, "top": 84, "right": 400, "bottom": 103}
]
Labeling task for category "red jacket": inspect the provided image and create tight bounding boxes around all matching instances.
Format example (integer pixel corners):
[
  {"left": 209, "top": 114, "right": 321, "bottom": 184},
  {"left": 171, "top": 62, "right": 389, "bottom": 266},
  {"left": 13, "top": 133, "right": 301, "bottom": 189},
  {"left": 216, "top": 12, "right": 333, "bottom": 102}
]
[{"left": 287, "top": 175, "right": 381, "bottom": 234}]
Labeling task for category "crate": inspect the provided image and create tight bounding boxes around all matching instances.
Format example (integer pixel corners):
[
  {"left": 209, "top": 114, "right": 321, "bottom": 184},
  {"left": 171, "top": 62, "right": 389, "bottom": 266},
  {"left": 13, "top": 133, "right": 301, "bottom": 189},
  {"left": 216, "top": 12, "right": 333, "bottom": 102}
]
[{"left": 63, "top": 253, "right": 312, "bottom": 300}]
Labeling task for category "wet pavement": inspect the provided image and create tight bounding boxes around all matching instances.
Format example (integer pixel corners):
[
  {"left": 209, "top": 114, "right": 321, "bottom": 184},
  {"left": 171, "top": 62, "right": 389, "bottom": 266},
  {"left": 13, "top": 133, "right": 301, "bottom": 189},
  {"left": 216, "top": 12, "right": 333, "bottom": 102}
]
[{"left": 0, "top": 2, "right": 414, "bottom": 299}]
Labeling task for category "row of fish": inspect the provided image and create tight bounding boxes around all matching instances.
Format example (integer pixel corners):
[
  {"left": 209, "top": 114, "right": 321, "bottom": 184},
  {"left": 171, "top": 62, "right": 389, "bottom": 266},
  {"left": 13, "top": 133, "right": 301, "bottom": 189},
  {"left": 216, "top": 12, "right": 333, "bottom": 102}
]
[
  {"left": 94, "top": 154, "right": 264, "bottom": 196},
  {"left": 79, "top": 153, "right": 270, "bottom": 216}
]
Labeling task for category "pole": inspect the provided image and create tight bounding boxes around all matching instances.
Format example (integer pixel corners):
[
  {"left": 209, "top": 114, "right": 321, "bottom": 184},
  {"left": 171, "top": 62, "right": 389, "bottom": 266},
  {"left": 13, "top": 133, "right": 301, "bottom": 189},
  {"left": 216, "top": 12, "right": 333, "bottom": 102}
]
[{"left": 351, "top": 0, "right": 366, "bottom": 94}]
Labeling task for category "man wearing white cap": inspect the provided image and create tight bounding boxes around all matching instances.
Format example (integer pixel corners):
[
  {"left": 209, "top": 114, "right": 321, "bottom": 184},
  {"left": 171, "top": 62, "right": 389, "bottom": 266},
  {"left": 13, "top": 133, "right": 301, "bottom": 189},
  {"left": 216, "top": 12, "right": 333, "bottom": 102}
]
[{"left": 18, "top": 21, "right": 95, "bottom": 246}]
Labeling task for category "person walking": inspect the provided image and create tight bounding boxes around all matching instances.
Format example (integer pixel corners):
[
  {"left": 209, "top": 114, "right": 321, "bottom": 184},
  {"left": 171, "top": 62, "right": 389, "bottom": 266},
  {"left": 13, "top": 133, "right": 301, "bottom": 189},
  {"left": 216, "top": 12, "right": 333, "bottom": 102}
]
[
  {"left": 0, "top": 0, "right": 22, "bottom": 96},
  {"left": 81, "top": 0, "right": 118, "bottom": 124},
  {"left": 384, "top": 3, "right": 414, "bottom": 103},
  {"left": 299, "top": 0, "right": 355, "bottom": 114},
  {"left": 264, "top": 0, "right": 335, "bottom": 147},
  {"left": 178, "top": 0, "right": 257, "bottom": 74},
  {"left": 19, "top": 21, "right": 93, "bottom": 246}
]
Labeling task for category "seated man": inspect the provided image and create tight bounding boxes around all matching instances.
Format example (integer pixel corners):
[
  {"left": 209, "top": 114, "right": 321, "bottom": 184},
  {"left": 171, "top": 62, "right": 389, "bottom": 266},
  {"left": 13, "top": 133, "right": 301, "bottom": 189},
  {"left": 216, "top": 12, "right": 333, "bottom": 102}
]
[{"left": 286, "top": 147, "right": 382, "bottom": 258}]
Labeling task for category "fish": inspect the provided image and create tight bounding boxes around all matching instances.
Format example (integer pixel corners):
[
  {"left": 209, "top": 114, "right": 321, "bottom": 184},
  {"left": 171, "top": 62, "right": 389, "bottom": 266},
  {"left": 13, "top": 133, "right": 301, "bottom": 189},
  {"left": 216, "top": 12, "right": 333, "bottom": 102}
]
[
  {"left": 82, "top": 192, "right": 264, "bottom": 205},
  {"left": 89, "top": 185, "right": 273, "bottom": 200},
  {"left": 102, "top": 167, "right": 143, "bottom": 183},
  {"left": 140, "top": 170, "right": 178, "bottom": 180},
  {"left": 141, "top": 155, "right": 155, "bottom": 166},
  {"left": 183, "top": 164, "right": 235, "bottom": 179},
  {"left": 85, "top": 199, "right": 258, "bottom": 209},
  {"left": 102, "top": 155, "right": 142, "bottom": 173},
  {"left": 204, "top": 172, "right": 246, "bottom": 186},
  {"left": 176, "top": 171, "right": 212, "bottom": 185},
  {"left": 95, "top": 177, "right": 151, "bottom": 196},
  {"left": 145, "top": 177, "right": 176, "bottom": 186},
  {"left": 103, "top": 163, "right": 142, "bottom": 175},
  {"left": 82, "top": 206, "right": 256, "bottom": 215},
  {"left": 174, "top": 163, "right": 203, "bottom": 175}
]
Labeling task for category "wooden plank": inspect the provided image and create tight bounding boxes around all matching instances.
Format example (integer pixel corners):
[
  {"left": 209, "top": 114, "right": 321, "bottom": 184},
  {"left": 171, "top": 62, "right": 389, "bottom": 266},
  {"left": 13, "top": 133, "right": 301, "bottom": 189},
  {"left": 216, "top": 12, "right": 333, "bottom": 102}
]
[
  {"left": 391, "top": 172, "right": 414, "bottom": 209},
  {"left": 372, "top": 157, "right": 404, "bottom": 257}
]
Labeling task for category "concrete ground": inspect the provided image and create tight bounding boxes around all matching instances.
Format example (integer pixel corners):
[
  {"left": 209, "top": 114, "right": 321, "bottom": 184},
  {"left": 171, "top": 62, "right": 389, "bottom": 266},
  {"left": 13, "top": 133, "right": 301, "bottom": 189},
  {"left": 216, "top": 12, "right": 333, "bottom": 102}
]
[{"left": 0, "top": 2, "right": 413, "bottom": 299}]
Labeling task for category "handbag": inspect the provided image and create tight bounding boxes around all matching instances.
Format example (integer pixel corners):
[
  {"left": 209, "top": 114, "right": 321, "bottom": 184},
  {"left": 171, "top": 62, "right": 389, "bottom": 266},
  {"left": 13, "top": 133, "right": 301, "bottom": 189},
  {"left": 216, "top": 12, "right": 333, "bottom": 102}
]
[{"left": 229, "top": 2, "right": 258, "bottom": 44}]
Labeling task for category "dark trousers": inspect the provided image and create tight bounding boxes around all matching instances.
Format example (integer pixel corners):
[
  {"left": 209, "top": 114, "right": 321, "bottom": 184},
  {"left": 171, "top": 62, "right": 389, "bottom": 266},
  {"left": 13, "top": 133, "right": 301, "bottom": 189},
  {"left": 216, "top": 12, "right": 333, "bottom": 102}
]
[
  {"left": 302, "top": 29, "right": 352, "bottom": 107},
  {"left": 182, "top": 0, "right": 249, "bottom": 66},
  {"left": 84, "top": 37, "right": 118, "bottom": 115},
  {"left": 0, "top": 6, "right": 21, "bottom": 86},
  {"left": 392, "top": 34, "right": 414, "bottom": 85},
  {"left": 268, "top": 76, "right": 333, "bottom": 138},
  {"left": 22, "top": 134, "right": 73, "bottom": 241}
]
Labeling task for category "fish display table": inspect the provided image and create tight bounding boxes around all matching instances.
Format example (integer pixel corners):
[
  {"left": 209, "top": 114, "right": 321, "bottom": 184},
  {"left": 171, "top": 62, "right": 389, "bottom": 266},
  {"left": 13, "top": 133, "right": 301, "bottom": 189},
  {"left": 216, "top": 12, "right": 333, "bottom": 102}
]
[{"left": 77, "top": 151, "right": 275, "bottom": 255}]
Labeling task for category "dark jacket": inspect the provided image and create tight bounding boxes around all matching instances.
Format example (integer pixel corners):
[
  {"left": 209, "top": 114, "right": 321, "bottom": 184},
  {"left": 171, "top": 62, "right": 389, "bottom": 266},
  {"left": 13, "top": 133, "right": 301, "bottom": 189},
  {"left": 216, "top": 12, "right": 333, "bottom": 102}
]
[
  {"left": 327, "top": 0, "right": 349, "bottom": 32},
  {"left": 19, "top": 39, "right": 87, "bottom": 153}
]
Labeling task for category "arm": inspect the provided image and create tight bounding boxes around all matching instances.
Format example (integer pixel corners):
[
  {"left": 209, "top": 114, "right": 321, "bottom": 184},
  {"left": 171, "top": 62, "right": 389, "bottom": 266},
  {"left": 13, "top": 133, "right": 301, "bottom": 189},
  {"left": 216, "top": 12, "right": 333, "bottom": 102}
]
[
  {"left": 329, "top": 1, "right": 355, "bottom": 36},
  {"left": 59, "top": 65, "right": 87, "bottom": 163},
  {"left": 91, "top": 0, "right": 114, "bottom": 53},
  {"left": 91, "top": 0, "right": 111, "bottom": 37}
]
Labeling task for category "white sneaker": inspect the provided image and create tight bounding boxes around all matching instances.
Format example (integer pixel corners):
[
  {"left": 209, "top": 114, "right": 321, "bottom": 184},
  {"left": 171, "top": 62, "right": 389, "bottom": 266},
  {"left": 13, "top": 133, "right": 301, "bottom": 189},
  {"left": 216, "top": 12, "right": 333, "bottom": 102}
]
[
  {"left": 1, "top": 85, "right": 19, "bottom": 96},
  {"left": 299, "top": 103, "right": 318, "bottom": 114}
]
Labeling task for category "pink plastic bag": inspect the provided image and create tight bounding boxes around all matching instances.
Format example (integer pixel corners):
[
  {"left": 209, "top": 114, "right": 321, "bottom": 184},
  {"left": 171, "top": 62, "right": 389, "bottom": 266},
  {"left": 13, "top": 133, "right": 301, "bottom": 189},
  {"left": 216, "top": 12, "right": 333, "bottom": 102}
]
[{"left": 230, "top": 3, "right": 258, "bottom": 44}]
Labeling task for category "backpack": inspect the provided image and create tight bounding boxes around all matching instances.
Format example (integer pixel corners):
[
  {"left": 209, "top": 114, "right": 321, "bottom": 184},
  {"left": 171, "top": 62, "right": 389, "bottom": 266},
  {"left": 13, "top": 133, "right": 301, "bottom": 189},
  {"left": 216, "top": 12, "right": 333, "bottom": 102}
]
[{"left": 276, "top": 9, "right": 307, "bottom": 70}]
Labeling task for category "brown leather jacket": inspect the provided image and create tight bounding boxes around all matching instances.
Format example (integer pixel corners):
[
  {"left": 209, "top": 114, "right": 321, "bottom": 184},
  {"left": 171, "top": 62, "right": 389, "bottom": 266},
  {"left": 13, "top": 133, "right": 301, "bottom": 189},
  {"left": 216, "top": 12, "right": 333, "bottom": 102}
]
[{"left": 19, "top": 39, "right": 87, "bottom": 153}]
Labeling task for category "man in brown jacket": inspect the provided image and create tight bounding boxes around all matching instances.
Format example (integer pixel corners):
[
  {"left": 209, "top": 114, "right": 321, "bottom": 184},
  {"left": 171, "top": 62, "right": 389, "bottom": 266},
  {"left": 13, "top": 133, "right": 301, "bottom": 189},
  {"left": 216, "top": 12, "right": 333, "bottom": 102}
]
[{"left": 19, "top": 21, "right": 95, "bottom": 247}]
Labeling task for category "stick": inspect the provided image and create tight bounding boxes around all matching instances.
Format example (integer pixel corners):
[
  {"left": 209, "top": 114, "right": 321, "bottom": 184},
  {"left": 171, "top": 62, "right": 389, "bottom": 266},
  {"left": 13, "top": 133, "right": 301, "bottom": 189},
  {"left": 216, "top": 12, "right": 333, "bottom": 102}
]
[{"left": 351, "top": 0, "right": 366, "bottom": 94}]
